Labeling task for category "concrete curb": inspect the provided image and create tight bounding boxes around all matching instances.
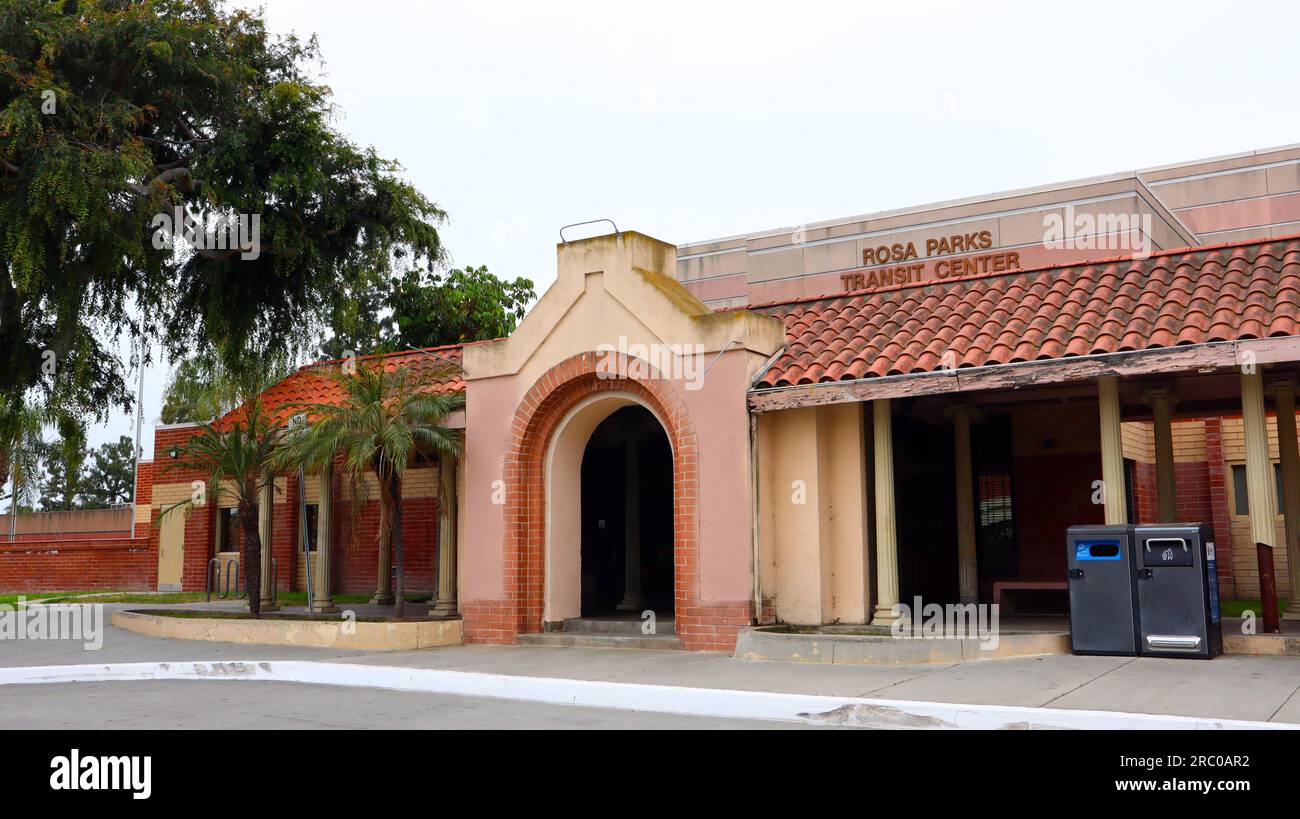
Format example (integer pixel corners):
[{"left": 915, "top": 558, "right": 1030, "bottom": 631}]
[
  {"left": 0, "top": 660, "right": 1292, "bottom": 730},
  {"left": 734, "top": 627, "right": 1070, "bottom": 664},
  {"left": 111, "top": 610, "right": 462, "bottom": 652}
]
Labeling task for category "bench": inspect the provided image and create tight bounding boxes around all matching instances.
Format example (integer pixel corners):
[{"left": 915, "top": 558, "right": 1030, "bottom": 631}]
[{"left": 992, "top": 581, "right": 1068, "bottom": 615}]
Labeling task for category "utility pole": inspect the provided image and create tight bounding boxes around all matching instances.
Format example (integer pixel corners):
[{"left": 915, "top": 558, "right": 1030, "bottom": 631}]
[{"left": 132, "top": 341, "right": 146, "bottom": 506}]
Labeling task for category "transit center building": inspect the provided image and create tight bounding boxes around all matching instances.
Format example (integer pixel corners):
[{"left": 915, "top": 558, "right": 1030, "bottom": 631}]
[{"left": 7, "top": 143, "right": 1300, "bottom": 653}]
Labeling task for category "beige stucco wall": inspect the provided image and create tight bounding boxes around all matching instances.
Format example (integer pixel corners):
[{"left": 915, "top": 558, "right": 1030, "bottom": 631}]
[
  {"left": 460, "top": 231, "right": 784, "bottom": 615},
  {"left": 757, "top": 403, "right": 871, "bottom": 625}
]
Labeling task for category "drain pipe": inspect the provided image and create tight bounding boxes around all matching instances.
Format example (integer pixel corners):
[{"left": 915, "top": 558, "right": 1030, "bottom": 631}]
[
  {"left": 749, "top": 411, "right": 762, "bottom": 626},
  {"left": 747, "top": 346, "right": 784, "bottom": 627}
]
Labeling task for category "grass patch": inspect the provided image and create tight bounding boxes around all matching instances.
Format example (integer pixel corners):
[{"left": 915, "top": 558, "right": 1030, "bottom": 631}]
[
  {"left": 1220, "top": 598, "right": 1289, "bottom": 619},
  {"left": 0, "top": 591, "right": 79, "bottom": 608}
]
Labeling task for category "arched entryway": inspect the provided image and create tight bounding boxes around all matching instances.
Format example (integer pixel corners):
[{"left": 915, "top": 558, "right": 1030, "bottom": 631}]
[
  {"left": 502, "top": 352, "right": 702, "bottom": 643},
  {"left": 579, "top": 406, "right": 674, "bottom": 618},
  {"left": 541, "top": 391, "right": 676, "bottom": 628}
]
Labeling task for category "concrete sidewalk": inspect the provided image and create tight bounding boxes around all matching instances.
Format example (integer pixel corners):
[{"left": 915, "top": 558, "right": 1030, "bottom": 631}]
[{"left": 4, "top": 605, "right": 1300, "bottom": 724}]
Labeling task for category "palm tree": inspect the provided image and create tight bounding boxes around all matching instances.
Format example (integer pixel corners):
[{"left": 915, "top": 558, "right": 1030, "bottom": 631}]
[
  {"left": 0, "top": 403, "right": 44, "bottom": 538},
  {"left": 274, "top": 363, "right": 464, "bottom": 618},
  {"left": 163, "top": 399, "right": 280, "bottom": 618}
]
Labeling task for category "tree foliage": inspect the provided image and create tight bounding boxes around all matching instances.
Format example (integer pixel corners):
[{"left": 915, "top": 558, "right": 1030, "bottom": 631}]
[
  {"left": 1, "top": 0, "right": 447, "bottom": 428},
  {"left": 317, "top": 265, "right": 536, "bottom": 360},
  {"left": 0, "top": 402, "right": 44, "bottom": 513},
  {"left": 389, "top": 265, "right": 534, "bottom": 348},
  {"left": 161, "top": 350, "right": 295, "bottom": 424},
  {"left": 81, "top": 435, "right": 136, "bottom": 507}
]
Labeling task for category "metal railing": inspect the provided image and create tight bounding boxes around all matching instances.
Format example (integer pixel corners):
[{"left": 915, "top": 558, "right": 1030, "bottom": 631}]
[
  {"left": 205, "top": 557, "right": 246, "bottom": 601},
  {"left": 205, "top": 556, "right": 277, "bottom": 603}
]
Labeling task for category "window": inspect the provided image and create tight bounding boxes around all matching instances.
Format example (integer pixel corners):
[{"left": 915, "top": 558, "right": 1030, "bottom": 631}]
[
  {"left": 302, "top": 504, "right": 319, "bottom": 552},
  {"left": 217, "top": 508, "right": 239, "bottom": 553},
  {"left": 1230, "top": 463, "right": 1285, "bottom": 516}
]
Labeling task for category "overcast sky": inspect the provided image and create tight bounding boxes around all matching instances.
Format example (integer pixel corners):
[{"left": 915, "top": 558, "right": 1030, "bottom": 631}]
[{"left": 97, "top": 0, "right": 1300, "bottom": 457}]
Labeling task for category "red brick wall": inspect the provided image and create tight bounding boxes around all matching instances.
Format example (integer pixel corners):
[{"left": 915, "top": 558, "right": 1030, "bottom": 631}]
[
  {"left": 1012, "top": 452, "right": 1103, "bottom": 583},
  {"left": 1205, "top": 419, "right": 1236, "bottom": 598},
  {"left": 329, "top": 489, "right": 439, "bottom": 596},
  {"left": 0, "top": 538, "right": 154, "bottom": 591}
]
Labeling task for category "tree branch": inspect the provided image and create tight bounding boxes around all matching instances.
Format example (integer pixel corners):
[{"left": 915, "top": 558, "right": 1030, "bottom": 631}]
[{"left": 126, "top": 167, "right": 200, "bottom": 197}]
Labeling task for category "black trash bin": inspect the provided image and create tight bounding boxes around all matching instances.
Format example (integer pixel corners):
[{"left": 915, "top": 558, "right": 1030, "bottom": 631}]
[
  {"left": 1065, "top": 524, "right": 1138, "bottom": 655},
  {"left": 1134, "top": 523, "right": 1222, "bottom": 659}
]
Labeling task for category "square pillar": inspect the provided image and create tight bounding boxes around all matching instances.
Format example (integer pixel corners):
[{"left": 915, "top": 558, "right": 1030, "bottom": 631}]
[
  {"left": 1098, "top": 376, "right": 1128, "bottom": 525},
  {"left": 871, "top": 399, "right": 901, "bottom": 625},
  {"left": 1269, "top": 381, "right": 1300, "bottom": 618},
  {"left": 1143, "top": 388, "right": 1179, "bottom": 523},
  {"left": 757, "top": 405, "right": 870, "bottom": 626}
]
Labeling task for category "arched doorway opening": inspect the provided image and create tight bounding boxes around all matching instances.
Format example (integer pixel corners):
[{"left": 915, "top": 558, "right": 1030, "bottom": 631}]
[{"left": 579, "top": 406, "right": 674, "bottom": 618}]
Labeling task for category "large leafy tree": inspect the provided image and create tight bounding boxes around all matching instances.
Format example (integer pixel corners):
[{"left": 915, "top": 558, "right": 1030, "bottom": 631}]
[
  {"left": 274, "top": 364, "right": 464, "bottom": 618},
  {"left": 1, "top": 0, "right": 446, "bottom": 428},
  {"left": 317, "top": 265, "right": 536, "bottom": 359},
  {"left": 81, "top": 435, "right": 136, "bottom": 507},
  {"left": 389, "top": 265, "right": 534, "bottom": 349},
  {"left": 37, "top": 438, "right": 83, "bottom": 511}
]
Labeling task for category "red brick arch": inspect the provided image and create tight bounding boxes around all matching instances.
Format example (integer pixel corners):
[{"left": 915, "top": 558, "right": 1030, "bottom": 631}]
[{"left": 503, "top": 351, "right": 700, "bottom": 641}]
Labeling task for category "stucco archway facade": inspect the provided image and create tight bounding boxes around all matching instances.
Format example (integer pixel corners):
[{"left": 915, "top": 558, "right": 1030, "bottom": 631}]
[{"left": 458, "top": 231, "right": 785, "bottom": 651}]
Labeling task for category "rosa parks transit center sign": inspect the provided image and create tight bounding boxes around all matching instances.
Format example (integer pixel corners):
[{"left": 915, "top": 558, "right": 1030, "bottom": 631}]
[{"left": 838, "top": 229, "right": 1023, "bottom": 292}]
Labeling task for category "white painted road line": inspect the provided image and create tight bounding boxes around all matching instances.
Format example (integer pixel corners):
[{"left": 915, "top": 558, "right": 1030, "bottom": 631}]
[{"left": 0, "top": 660, "right": 1292, "bottom": 730}]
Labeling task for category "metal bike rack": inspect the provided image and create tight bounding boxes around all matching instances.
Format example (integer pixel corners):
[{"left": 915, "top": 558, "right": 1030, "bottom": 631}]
[{"left": 205, "top": 557, "right": 247, "bottom": 601}]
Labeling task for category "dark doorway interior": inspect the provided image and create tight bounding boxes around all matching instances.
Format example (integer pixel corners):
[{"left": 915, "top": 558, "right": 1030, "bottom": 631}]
[
  {"left": 972, "top": 414, "right": 1019, "bottom": 590},
  {"left": 894, "top": 412, "right": 959, "bottom": 604},
  {"left": 580, "top": 406, "right": 674, "bottom": 617}
]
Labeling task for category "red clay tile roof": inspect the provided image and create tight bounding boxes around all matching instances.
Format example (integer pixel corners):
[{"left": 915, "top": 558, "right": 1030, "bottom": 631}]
[
  {"left": 227, "top": 344, "right": 465, "bottom": 427},
  {"left": 751, "top": 237, "right": 1300, "bottom": 389}
]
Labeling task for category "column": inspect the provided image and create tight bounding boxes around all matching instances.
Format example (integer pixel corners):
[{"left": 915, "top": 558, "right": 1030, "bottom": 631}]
[
  {"left": 1242, "top": 371, "right": 1279, "bottom": 556},
  {"left": 1271, "top": 381, "right": 1300, "bottom": 619},
  {"left": 311, "top": 459, "right": 337, "bottom": 613},
  {"left": 1143, "top": 388, "right": 1179, "bottom": 522},
  {"left": 1098, "top": 376, "right": 1128, "bottom": 525},
  {"left": 258, "top": 476, "right": 278, "bottom": 611},
  {"left": 430, "top": 453, "right": 459, "bottom": 618},
  {"left": 949, "top": 405, "right": 978, "bottom": 603},
  {"left": 617, "top": 438, "right": 643, "bottom": 611},
  {"left": 872, "top": 399, "right": 901, "bottom": 625}
]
